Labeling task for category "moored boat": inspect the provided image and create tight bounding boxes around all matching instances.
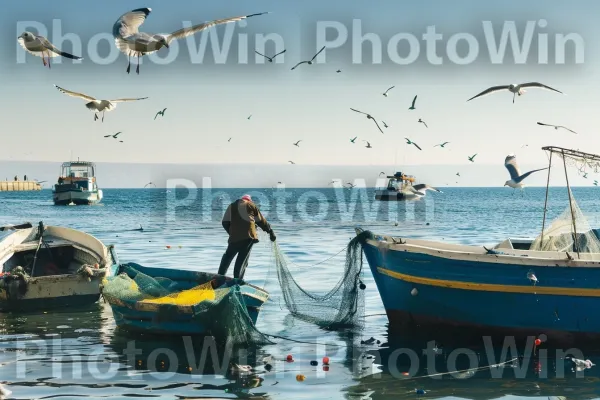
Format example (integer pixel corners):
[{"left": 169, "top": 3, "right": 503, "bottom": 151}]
[
  {"left": 0, "top": 222, "right": 118, "bottom": 311},
  {"left": 52, "top": 161, "right": 103, "bottom": 205},
  {"left": 101, "top": 263, "right": 269, "bottom": 342},
  {"left": 375, "top": 172, "right": 441, "bottom": 201}
]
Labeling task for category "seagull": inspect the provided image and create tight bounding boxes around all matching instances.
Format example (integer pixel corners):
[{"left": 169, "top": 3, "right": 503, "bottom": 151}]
[
  {"left": 350, "top": 137, "right": 357, "bottom": 143},
  {"left": 379, "top": 172, "right": 386, "bottom": 177},
  {"left": 504, "top": 155, "right": 549, "bottom": 190},
  {"left": 293, "top": 140, "right": 302, "bottom": 147},
  {"left": 144, "top": 182, "right": 156, "bottom": 188},
  {"left": 336, "top": 69, "right": 342, "bottom": 73},
  {"left": 383, "top": 86, "right": 395, "bottom": 97},
  {"left": 154, "top": 108, "right": 167, "bottom": 120},
  {"left": 409, "top": 95, "right": 417, "bottom": 110},
  {"left": 288, "top": 161, "right": 295, "bottom": 164},
  {"left": 409, "top": 184, "right": 442, "bottom": 197},
  {"left": 434, "top": 142, "right": 450, "bottom": 148},
  {"left": 112, "top": 8, "right": 269, "bottom": 74},
  {"left": 346, "top": 183, "right": 356, "bottom": 188},
  {"left": 537, "top": 122, "right": 577, "bottom": 134},
  {"left": 382, "top": 121, "right": 389, "bottom": 128},
  {"left": 418, "top": 118, "right": 428, "bottom": 128},
  {"left": 521, "top": 144, "right": 529, "bottom": 148},
  {"left": 104, "top": 132, "right": 122, "bottom": 139},
  {"left": 350, "top": 108, "right": 384, "bottom": 133},
  {"left": 594, "top": 180, "right": 598, "bottom": 186},
  {"left": 365, "top": 141, "right": 372, "bottom": 148},
  {"left": 404, "top": 138, "right": 422, "bottom": 150},
  {"left": 456, "top": 172, "right": 461, "bottom": 177},
  {"left": 468, "top": 154, "right": 477, "bottom": 162},
  {"left": 228, "top": 137, "right": 232, "bottom": 142},
  {"left": 291, "top": 46, "right": 326, "bottom": 70},
  {"left": 467, "top": 82, "right": 564, "bottom": 103},
  {"left": 17, "top": 32, "right": 83, "bottom": 68},
  {"left": 54, "top": 85, "right": 148, "bottom": 122},
  {"left": 583, "top": 172, "right": 589, "bottom": 179},
  {"left": 255, "top": 49, "right": 286, "bottom": 62},
  {"left": 247, "top": 114, "right": 252, "bottom": 120}
]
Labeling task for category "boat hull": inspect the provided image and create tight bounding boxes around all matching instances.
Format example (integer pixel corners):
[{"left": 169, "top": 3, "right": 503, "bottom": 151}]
[
  {"left": 375, "top": 189, "right": 420, "bottom": 201},
  {"left": 361, "top": 233, "right": 600, "bottom": 346},
  {"left": 53, "top": 189, "right": 103, "bottom": 205}
]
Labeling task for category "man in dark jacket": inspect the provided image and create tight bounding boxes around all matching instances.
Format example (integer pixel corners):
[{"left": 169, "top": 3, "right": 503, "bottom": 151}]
[{"left": 218, "top": 194, "right": 276, "bottom": 279}]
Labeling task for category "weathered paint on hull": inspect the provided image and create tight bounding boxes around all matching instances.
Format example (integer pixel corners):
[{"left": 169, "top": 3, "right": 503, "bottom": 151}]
[{"left": 361, "top": 239, "right": 600, "bottom": 347}]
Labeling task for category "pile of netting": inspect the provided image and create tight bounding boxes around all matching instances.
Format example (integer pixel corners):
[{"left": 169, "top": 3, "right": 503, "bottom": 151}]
[
  {"left": 272, "top": 230, "right": 372, "bottom": 329},
  {"left": 102, "top": 265, "right": 272, "bottom": 346},
  {"left": 530, "top": 189, "right": 600, "bottom": 256}
]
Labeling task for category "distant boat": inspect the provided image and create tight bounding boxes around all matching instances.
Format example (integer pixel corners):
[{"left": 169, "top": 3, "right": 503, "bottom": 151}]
[
  {"left": 0, "top": 222, "right": 118, "bottom": 312},
  {"left": 52, "top": 161, "right": 103, "bottom": 205},
  {"left": 375, "top": 172, "right": 436, "bottom": 201}
]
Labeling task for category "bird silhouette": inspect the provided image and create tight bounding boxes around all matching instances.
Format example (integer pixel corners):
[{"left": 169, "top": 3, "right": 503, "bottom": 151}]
[
  {"left": 456, "top": 172, "right": 461, "bottom": 177},
  {"left": 594, "top": 180, "right": 598, "bottom": 186},
  {"left": 291, "top": 46, "right": 326, "bottom": 70},
  {"left": 104, "top": 132, "right": 122, "bottom": 139},
  {"left": 467, "top": 82, "right": 563, "bottom": 103},
  {"left": 228, "top": 137, "right": 232, "bottom": 142},
  {"left": 255, "top": 49, "right": 286, "bottom": 62},
  {"left": 154, "top": 108, "right": 167, "bottom": 120},
  {"left": 409, "top": 95, "right": 417, "bottom": 110},
  {"left": 350, "top": 108, "right": 384, "bottom": 133},
  {"left": 404, "top": 138, "right": 422, "bottom": 150},
  {"left": 350, "top": 137, "right": 357, "bottom": 143},
  {"left": 288, "top": 161, "right": 295, "bottom": 164},
  {"left": 434, "top": 142, "right": 450, "bottom": 148},
  {"left": 382, "top": 121, "right": 389, "bottom": 128},
  {"left": 583, "top": 172, "right": 589, "bottom": 179},
  {"left": 504, "top": 155, "right": 548, "bottom": 190},
  {"left": 418, "top": 118, "right": 428, "bottom": 128},
  {"left": 293, "top": 140, "right": 302, "bottom": 147},
  {"left": 247, "top": 114, "right": 252, "bottom": 120},
  {"left": 365, "top": 141, "right": 372, "bottom": 148},
  {"left": 537, "top": 122, "right": 578, "bottom": 134},
  {"left": 383, "top": 86, "right": 395, "bottom": 97},
  {"left": 336, "top": 69, "right": 342, "bottom": 73},
  {"left": 379, "top": 172, "right": 386, "bottom": 177},
  {"left": 468, "top": 154, "right": 478, "bottom": 162}
]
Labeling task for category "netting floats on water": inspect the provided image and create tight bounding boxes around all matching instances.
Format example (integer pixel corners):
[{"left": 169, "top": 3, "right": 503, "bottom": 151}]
[
  {"left": 273, "top": 230, "right": 372, "bottom": 329},
  {"left": 530, "top": 189, "right": 600, "bottom": 256},
  {"left": 102, "top": 265, "right": 271, "bottom": 346}
]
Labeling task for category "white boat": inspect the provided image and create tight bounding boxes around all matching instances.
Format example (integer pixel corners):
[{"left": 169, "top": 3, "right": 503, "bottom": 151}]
[
  {"left": 52, "top": 161, "right": 103, "bottom": 205},
  {"left": 0, "top": 222, "right": 118, "bottom": 312},
  {"left": 375, "top": 172, "right": 440, "bottom": 201}
]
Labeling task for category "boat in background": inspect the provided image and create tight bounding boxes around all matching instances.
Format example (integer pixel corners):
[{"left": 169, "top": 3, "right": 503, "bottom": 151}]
[
  {"left": 52, "top": 161, "right": 103, "bottom": 205},
  {"left": 375, "top": 172, "right": 440, "bottom": 201},
  {"left": 0, "top": 222, "right": 118, "bottom": 311}
]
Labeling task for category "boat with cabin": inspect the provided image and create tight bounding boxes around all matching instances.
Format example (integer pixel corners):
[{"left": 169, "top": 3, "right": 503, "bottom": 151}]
[
  {"left": 359, "top": 147, "right": 600, "bottom": 346},
  {"left": 0, "top": 222, "right": 118, "bottom": 311},
  {"left": 375, "top": 172, "right": 440, "bottom": 201},
  {"left": 52, "top": 161, "right": 103, "bottom": 205}
]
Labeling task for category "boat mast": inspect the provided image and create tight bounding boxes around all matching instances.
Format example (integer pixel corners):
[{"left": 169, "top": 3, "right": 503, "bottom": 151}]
[
  {"left": 562, "top": 149, "right": 580, "bottom": 258},
  {"left": 540, "top": 151, "right": 553, "bottom": 249}
]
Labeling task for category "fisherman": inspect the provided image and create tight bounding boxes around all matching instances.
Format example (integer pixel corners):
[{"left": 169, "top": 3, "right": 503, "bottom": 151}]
[{"left": 218, "top": 194, "right": 276, "bottom": 279}]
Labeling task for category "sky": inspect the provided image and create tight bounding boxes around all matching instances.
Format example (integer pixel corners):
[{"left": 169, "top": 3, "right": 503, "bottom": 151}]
[{"left": 1, "top": 0, "right": 599, "bottom": 187}]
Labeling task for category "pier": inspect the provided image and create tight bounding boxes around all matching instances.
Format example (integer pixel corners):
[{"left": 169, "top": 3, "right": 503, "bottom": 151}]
[{"left": 0, "top": 181, "right": 42, "bottom": 191}]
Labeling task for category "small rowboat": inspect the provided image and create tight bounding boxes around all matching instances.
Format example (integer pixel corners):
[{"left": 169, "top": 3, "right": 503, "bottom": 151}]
[{"left": 0, "top": 222, "right": 118, "bottom": 312}]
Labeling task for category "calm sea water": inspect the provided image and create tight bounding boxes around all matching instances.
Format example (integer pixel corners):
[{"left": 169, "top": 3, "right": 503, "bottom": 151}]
[{"left": 1, "top": 187, "right": 599, "bottom": 400}]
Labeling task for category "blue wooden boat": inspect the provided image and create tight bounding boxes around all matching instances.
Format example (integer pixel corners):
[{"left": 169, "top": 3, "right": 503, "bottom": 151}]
[
  {"left": 359, "top": 146, "right": 600, "bottom": 346},
  {"left": 103, "top": 263, "right": 269, "bottom": 336}
]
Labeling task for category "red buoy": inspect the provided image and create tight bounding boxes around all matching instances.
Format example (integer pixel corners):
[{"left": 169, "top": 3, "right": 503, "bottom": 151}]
[
  {"left": 286, "top": 354, "right": 294, "bottom": 362},
  {"left": 322, "top": 356, "right": 330, "bottom": 365},
  {"left": 535, "top": 338, "right": 542, "bottom": 346}
]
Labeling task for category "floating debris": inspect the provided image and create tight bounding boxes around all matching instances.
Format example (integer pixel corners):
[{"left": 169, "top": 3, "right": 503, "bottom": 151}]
[
  {"left": 569, "top": 357, "right": 595, "bottom": 371},
  {"left": 527, "top": 270, "right": 538, "bottom": 284}
]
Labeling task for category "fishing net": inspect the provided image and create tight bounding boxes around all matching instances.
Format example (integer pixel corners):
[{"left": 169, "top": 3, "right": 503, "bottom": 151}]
[
  {"left": 102, "top": 265, "right": 272, "bottom": 346},
  {"left": 530, "top": 189, "right": 600, "bottom": 255},
  {"left": 272, "top": 230, "right": 372, "bottom": 329}
]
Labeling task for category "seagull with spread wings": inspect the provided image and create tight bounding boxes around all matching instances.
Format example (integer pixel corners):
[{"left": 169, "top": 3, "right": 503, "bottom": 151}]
[
  {"left": 537, "top": 122, "right": 578, "bottom": 134},
  {"left": 291, "top": 46, "right": 326, "bottom": 70},
  {"left": 112, "top": 8, "right": 269, "bottom": 74},
  {"left": 350, "top": 136, "right": 357, "bottom": 143},
  {"left": 434, "top": 142, "right": 450, "bottom": 148},
  {"left": 365, "top": 141, "right": 372, "bottom": 148},
  {"left": 293, "top": 140, "right": 302, "bottom": 147},
  {"left": 255, "top": 49, "right": 286, "bottom": 62},
  {"left": 154, "top": 108, "right": 167, "bottom": 120},
  {"left": 18, "top": 32, "right": 83, "bottom": 68},
  {"left": 104, "top": 132, "right": 122, "bottom": 139},
  {"left": 468, "top": 154, "right": 477, "bottom": 162},
  {"left": 288, "top": 161, "right": 295, "bottom": 164},
  {"left": 418, "top": 118, "right": 428, "bottom": 128},
  {"left": 383, "top": 86, "right": 395, "bottom": 97},
  {"left": 409, "top": 95, "right": 417, "bottom": 110},
  {"left": 350, "top": 108, "right": 384, "bottom": 134},
  {"left": 467, "top": 82, "right": 564, "bottom": 103},
  {"left": 54, "top": 85, "right": 148, "bottom": 122},
  {"left": 404, "top": 138, "right": 422, "bottom": 150},
  {"left": 504, "top": 154, "right": 548, "bottom": 190},
  {"left": 409, "top": 184, "right": 442, "bottom": 197}
]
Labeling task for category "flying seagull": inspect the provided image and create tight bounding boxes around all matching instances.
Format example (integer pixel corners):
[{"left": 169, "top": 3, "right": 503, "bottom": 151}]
[
  {"left": 418, "top": 118, "right": 428, "bottom": 128},
  {"left": 365, "top": 141, "right": 372, "bottom": 148},
  {"left": 336, "top": 69, "right": 342, "bottom": 73},
  {"left": 467, "top": 82, "right": 564, "bottom": 103},
  {"left": 17, "top": 32, "right": 83, "bottom": 68},
  {"left": 409, "top": 95, "right": 417, "bottom": 110},
  {"left": 594, "top": 180, "right": 598, "bottom": 186},
  {"left": 255, "top": 49, "right": 286, "bottom": 62},
  {"left": 288, "top": 161, "right": 295, "bottom": 164},
  {"left": 434, "top": 142, "right": 450, "bottom": 148},
  {"left": 404, "top": 138, "right": 422, "bottom": 151},
  {"left": 537, "top": 122, "right": 577, "bottom": 134},
  {"left": 228, "top": 137, "right": 232, "bottom": 142},
  {"left": 346, "top": 183, "right": 356, "bottom": 188},
  {"left": 144, "top": 182, "right": 156, "bottom": 188},
  {"left": 154, "top": 108, "right": 167, "bottom": 120},
  {"left": 382, "top": 121, "right": 389, "bottom": 129},
  {"left": 456, "top": 172, "right": 461, "bottom": 177},
  {"left": 409, "top": 184, "right": 442, "bottom": 197},
  {"left": 104, "top": 132, "right": 122, "bottom": 139},
  {"left": 293, "top": 140, "right": 302, "bottom": 147},
  {"left": 504, "top": 154, "right": 548, "bottom": 189},
  {"left": 468, "top": 154, "right": 477, "bottom": 162},
  {"left": 379, "top": 172, "right": 386, "bottom": 177},
  {"left": 247, "top": 114, "right": 252, "bottom": 120},
  {"left": 291, "top": 46, "right": 326, "bottom": 70},
  {"left": 112, "top": 8, "right": 269, "bottom": 74},
  {"left": 350, "top": 108, "right": 384, "bottom": 134},
  {"left": 54, "top": 85, "right": 148, "bottom": 122},
  {"left": 383, "top": 86, "right": 395, "bottom": 97},
  {"left": 350, "top": 136, "right": 357, "bottom": 143},
  {"left": 583, "top": 172, "right": 588, "bottom": 179}
]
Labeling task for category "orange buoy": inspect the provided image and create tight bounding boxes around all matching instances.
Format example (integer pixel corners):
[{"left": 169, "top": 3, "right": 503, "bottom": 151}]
[
  {"left": 286, "top": 354, "right": 294, "bottom": 362},
  {"left": 296, "top": 374, "right": 305, "bottom": 382},
  {"left": 322, "top": 356, "right": 330, "bottom": 365}
]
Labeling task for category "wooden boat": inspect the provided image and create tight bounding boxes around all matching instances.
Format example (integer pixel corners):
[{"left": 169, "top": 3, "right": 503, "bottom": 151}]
[
  {"left": 359, "top": 147, "right": 600, "bottom": 346},
  {"left": 103, "top": 263, "right": 269, "bottom": 336},
  {"left": 0, "top": 222, "right": 118, "bottom": 311}
]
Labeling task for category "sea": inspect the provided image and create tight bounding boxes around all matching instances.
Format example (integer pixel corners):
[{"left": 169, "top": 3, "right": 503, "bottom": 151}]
[{"left": 0, "top": 187, "right": 599, "bottom": 400}]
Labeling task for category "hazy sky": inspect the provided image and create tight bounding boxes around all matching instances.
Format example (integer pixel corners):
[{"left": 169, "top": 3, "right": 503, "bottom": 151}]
[{"left": 2, "top": 0, "right": 599, "bottom": 187}]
